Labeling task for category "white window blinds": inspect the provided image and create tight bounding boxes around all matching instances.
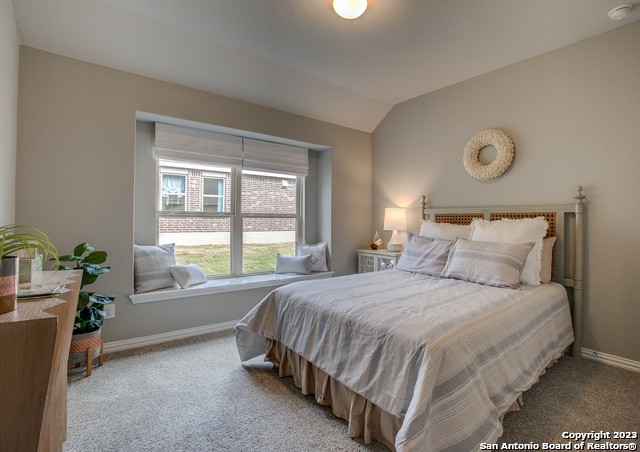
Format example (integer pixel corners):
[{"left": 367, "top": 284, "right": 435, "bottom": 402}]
[
  {"left": 243, "top": 138, "right": 308, "bottom": 177},
  {"left": 154, "top": 123, "right": 243, "bottom": 167},
  {"left": 155, "top": 124, "right": 308, "bottom": 176}
]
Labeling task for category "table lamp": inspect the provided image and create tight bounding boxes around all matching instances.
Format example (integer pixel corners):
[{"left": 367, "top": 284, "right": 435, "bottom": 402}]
[{"left": 384, "top": 208, "right": 406, "bottom": 252}]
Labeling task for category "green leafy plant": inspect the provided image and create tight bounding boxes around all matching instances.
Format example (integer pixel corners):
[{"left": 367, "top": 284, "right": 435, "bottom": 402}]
[
  {"left": 57, "top": 242, "right": 115, "bottom": 334},
  {"left": 0, "top": 224, "right": 59, "bottom": 264}
]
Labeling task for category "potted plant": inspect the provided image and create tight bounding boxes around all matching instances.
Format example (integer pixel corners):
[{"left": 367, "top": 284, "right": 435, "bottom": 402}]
[
  {"left": 0, "top": 224, "right": 59, "bottom": 314},
  {"left": 58, "top": 242, "right": 115, "bottom": 373}
]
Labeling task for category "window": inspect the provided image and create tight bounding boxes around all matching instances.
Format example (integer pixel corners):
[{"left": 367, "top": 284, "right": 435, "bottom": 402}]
[
  {"left": 160, "top": 173, "right": 186, "bottom": 211},
  {"left": 154, "top": 123, "right": 308, "bottom": 278},
  {"left": 203, "top": 177, "right": 224, "bottom": 212},
  {"left": 241, "top": 170, "right": 299, "bottom": 273}
]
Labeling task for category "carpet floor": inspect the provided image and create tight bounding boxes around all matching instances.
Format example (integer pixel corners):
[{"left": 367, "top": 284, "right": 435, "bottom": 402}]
[{"left": 64, "top": 330, "right": 640, "bottom": 451}]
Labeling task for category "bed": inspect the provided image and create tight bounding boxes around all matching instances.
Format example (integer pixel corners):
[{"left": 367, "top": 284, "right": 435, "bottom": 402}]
[{"left": 234, "top": 187, "right": 586, "bottom": 451}]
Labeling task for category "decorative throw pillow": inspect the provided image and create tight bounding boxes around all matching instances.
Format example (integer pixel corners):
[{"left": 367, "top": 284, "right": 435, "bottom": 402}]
[
  {"left": 133, "top": 243, "right": 179, "bottom": 293},
  {"left": 419, "top": 220, "right": 471, "bottom": 241},
  {"left": 169, "top": 263, "right": 208, "bottom": 289},
  {"left": 296, "top": 241, "right": 328, "bottom": 272},
  {"left": 441, "top": 239, "right": 534, "bottom": 288},
  {"left": 396, "top": 232, "right": 454, "bottom": 276},
  {"left": 540, "top": 236, "right": 557, "bottom": 283},
  {"left": 275, "top": 253, "right": 312, "bottom": 275},
  {"left": 469, "top": 217, "right": 548, "bottom": 285}
]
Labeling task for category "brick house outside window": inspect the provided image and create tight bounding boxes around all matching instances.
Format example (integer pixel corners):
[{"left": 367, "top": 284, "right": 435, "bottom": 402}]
[{"left": 158, "top": 160, "right": 298, "bottom": 275}]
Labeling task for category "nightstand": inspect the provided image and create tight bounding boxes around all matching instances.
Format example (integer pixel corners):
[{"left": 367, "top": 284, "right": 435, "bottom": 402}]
[{"left": 357, "top": 249, "right": 403, "bottom": 273}]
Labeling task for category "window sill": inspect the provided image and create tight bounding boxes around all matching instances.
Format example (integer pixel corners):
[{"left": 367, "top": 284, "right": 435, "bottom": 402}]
[{"left": 129, "top": 271, "right": 334, "bottom": 304}]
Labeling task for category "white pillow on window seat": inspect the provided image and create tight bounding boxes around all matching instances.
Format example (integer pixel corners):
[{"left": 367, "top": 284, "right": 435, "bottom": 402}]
[
  {"left": 275, "top": 253, "right": 312, "bottom": 275},
  {"left": 170, "top": 263, "right": 208, "bottom": 289},
  {"left": 296, "top": 241, "right": 328, "bottom": 272}
]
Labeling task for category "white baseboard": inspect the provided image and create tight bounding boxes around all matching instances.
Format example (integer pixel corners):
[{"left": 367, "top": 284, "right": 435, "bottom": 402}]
[
  {"left": 103, "top": 320, "right": 239, "bottom": 354},
  {"left": 104, "top": 327, "right": 640, "bottom": 374},
  {"left": 582, "top": 348, "right": 640, "bottom": 373}
]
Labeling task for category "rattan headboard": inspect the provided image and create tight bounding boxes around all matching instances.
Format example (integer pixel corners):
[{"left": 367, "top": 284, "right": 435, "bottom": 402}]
[
  {"left": 421, "top": 186, "right": 586, "bottom": 356},
  {"left": 424, "top": 210, "right": 557, "bottom": 237}
]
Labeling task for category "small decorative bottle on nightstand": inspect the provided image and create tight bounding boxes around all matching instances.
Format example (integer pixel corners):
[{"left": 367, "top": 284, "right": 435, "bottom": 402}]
[{"left": 357, "top": 249, "right": 403, "bottom": 273}]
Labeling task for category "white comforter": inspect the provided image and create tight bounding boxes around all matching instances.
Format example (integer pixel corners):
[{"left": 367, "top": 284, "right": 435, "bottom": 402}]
[{"left": 234, "top": 270, "right": 573, "bottom": 451}]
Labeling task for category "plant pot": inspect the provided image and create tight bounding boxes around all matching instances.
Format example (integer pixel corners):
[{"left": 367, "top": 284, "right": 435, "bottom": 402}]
[
  {"left": 0, "top": 256, "right": 19, "bottom": 315},
  {"left": 69, "top": 328, "right": 104, "bottom": 376}
]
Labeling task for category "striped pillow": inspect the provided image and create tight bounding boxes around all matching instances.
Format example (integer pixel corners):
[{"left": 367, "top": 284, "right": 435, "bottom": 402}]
[
  {"left": 396, "top": 232, "right": 454, "bottom": 276},
  {"left": 441, "top": 238, "right": 534, "bottom": 288},
  {"left": 470, "top": 217, "right": 548, "bottom": 285},
  {"left": 134, "top": 244, "right": 179, "bottom": 293}
]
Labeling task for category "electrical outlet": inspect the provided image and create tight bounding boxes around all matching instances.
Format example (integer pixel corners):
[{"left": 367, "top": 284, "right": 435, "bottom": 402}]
[{"left": 104, "top": 304, "right": 115, "bottom": 319}]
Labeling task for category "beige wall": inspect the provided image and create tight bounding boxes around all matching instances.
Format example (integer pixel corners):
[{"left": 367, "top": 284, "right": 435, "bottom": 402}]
[
  {"left": 372, "top": 22, "right": 640, "bottom": 362},
  {"left": 16, "top": 47, "right": 371, "bottom": 343},
  {"left": 0, "top": 0, "right": 19, "bottom": 223},
  {"left": 13, "top": 12, "right": 639, "bottom": 361}
]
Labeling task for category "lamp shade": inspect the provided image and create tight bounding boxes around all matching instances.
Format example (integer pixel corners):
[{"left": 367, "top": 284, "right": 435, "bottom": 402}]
[{"left": 383, "top": 208, "right": 407, "bottom": 231}]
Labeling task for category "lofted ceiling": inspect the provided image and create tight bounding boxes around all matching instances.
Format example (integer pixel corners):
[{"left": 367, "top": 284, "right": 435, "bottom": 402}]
[{"left": 13, "top": 0, "right": 639, "bottom": 132}]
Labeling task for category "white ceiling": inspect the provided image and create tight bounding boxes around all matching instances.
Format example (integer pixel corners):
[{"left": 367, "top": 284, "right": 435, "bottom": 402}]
[{"left": 13, "top": 0, "right": 639, "bottom": 132}]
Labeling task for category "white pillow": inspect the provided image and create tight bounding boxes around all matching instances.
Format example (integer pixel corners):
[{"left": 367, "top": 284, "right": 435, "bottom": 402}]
[
  {"left": 470, "top": 217, "right": 548, "bottom": 285},
  {"left": 134, "top": 244, "right": 179, "bottom": 293},
  {"left": 419, "top": 220, "right": 471, "bottom": 241},
  {"left": 296, "top": 241, "right": 328, "bottom": 272},
  {"left": 441, "top": 239, "right": 534, "bottom": 288},
  {"left": 169, "top": 263, "right": 208, "bottom": 289},
  {"left": 275, "top": 253, "right": 312, "bottom": 274},
  {"left": 396, "top": 232, "right": 453, "bottom": 276},
  {"left": 540, "top": 236, "right": 557, "bottom": 283}
]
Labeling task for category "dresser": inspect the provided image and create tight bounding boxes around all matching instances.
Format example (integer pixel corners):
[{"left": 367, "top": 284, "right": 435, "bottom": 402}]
[
  {"left": 357, "top": 249, "right": 403, "bottom": 273},
  {"left": 0, "top": 270, "right": 81, "bottom": 452}
]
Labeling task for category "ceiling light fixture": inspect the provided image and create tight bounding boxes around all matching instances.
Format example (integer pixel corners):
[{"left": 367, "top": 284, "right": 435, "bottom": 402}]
[
  {"left": 333, "top": 0, "right": 367, "bottom": 20},
  {"left": 607, "top": 4, "right": 632, "bottom": 20}
]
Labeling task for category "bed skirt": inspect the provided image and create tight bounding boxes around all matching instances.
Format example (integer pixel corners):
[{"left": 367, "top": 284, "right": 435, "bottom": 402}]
[
  {"left": 265, "top": 339, "right": 401, "bottom": 450},
  {"left": 265, "top": 339, "right": 558, "bottom": 451}
]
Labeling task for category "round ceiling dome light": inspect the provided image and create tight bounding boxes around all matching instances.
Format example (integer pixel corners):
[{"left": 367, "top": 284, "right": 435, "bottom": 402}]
[
  {"left": 333, "top": 0, "right": 367, "bottom": 20},
  {"left": 607, "top": 4, "right": 632, "bottom": 20}
]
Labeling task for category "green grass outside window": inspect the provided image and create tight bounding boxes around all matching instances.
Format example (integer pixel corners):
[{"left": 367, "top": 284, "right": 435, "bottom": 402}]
[{"left": 174, "top": 242, "right": 296, "bottom": 276}]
